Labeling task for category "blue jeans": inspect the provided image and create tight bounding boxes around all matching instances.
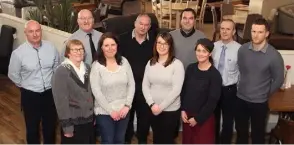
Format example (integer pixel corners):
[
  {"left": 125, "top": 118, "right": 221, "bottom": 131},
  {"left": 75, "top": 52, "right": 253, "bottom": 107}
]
[{"left": 96, "top": 113, "right": 130, "bottom": 144}]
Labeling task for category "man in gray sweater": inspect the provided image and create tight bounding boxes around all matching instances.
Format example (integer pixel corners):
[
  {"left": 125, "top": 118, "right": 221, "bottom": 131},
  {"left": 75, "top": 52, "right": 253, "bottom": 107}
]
[
  {"left": 170, "top": 8, "right": 206, "bottom": 69},
  {"left": 236, "top": 18, "right": 284, "bottom": 144}
]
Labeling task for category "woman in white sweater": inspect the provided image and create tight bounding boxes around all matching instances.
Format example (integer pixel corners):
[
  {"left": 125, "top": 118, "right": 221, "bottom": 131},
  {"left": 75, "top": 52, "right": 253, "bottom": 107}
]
[
  {"left": 90, "top": 32, "right": 135, "bottom": 144},
  {"left": 142, "top": 32, "right": 185, "bottom": 144}
]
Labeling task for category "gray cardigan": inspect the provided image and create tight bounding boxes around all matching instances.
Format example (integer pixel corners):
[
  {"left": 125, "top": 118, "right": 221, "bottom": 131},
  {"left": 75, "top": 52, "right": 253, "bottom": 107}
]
[{"left": 51, "top": 62, "right": 94, "bottom": 134}]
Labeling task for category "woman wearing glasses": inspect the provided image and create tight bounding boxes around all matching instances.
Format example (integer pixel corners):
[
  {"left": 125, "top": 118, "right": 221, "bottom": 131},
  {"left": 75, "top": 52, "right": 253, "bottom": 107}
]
[
  {"left": 142, "top": 32, "right": 185, "bottom": 144},
  {"left": 90, "top": 32, "right": 135, "bottom": 144},
  {"left": 181, "top": 38, "right": 222, "bottom": 144},
  {"left": 52, "top": 39, "right": 94, "bottom": 144}
]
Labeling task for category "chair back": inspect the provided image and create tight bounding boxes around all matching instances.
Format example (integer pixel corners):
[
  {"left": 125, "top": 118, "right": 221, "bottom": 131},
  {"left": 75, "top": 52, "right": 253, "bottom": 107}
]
[{"left": 221, "top": 3, "right": 234, "bottom": 20}]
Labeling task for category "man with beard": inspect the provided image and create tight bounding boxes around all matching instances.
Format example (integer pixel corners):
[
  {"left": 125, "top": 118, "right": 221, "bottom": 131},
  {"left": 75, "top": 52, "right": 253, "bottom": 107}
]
[
  {"left": 236, "top": 18, "right": 284, "bottom": 144},
  {"left": 170, "top": 8, "right": 206, "bottom": 69}
]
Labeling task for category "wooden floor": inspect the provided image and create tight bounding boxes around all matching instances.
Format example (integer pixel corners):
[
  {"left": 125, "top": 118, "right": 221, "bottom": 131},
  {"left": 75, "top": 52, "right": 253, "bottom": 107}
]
[{"left": 0, "top": 75, "right": 183, "bottom": 144}]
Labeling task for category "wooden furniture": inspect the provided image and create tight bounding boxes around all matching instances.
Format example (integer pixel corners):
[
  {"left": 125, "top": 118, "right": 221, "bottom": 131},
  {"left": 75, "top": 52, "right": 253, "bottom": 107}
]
[
  {"left": 71, "top": 2, "right": 97, "bottom": 12},
  {"left": 223, "top": 14, "right": 247, "bottom": 24},
  {"left": 269, "top": 86, "right": 294, "bottom": 144},
  {"left": 269, "top": 87, "right": 294, "bottom": 112},
  {"left": 206, "top": 0, "right": 242, "bottom": 8}
]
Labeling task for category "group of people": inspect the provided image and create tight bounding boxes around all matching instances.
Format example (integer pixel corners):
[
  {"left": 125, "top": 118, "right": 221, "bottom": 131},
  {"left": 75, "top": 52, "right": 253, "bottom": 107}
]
[{"left": 8, "top": 7, "right": 284, "bottom": 144}]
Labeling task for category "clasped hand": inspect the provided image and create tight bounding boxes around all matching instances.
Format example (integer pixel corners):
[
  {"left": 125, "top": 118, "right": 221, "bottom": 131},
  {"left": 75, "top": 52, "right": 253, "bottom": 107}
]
[
  {"left": 110, "top": 106, "right": 130, "bottom": 121},
  {"left": 181, "top": 111, "right": 197, "bottom": 127}
]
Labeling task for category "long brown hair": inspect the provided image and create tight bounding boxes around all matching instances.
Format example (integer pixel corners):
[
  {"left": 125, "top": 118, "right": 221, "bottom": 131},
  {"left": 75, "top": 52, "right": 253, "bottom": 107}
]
[{"left": 150, "top": 32, "right": 175, "bottom": 67}]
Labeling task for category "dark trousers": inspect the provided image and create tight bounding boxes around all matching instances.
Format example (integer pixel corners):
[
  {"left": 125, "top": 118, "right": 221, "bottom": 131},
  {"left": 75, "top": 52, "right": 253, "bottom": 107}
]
[
  {"left": 151, "top": 110, "right": 180, "bottom": 144},
  {"left": 125, "top": 91, "right": 152, "bottom": 143},
  {"left": 235, "top": 97, "right": 268, "bottom": 144},
  {"left": 20, "top": 88, "right": 57, "bottom": 144},
  {"left": 182, "top": 113, "right": 215, "bottom": 144},
  {"left": 97, "top": 113, "right": 130, "bottom": 144},
  {"left": 215, "top": 84, "right": 237, "bottom": 144},
  {"left": 61, "top": 122, "right": 95, "bottom": 144}
]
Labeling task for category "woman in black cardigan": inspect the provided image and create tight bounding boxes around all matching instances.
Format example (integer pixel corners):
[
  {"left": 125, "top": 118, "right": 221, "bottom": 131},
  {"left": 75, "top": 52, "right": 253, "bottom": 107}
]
[{"left": 181, "top": 38, "right": 222, "bottom": 144}]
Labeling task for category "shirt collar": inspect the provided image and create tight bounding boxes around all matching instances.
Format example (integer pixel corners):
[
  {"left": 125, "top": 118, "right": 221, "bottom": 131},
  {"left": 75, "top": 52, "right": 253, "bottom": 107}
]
[
  {"left": 248, "top": 42, "right": 268, "bottom": 53},
  {"left": 79, "top": 29, "right": 94, "bottom": 37},
  {"left": 132, "top": 29, "right": 149, "bottom": 40},
  {"left": 220, "top": 40, "right": 234, "bottom": 48},
  {"left": 180, "top": 28, "right": 195, "bottom": 38},
  {"left": 26, "top": 40, "right": 43, "bottom": 49}
]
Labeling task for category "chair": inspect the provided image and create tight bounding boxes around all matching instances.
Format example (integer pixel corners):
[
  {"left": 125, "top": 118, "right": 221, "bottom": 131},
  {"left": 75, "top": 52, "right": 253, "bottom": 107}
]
[
  {"left": 186, "top": 0, "right": 199, "bottom": 13},
  {"left": 159, "top": 0, "right": 176, "bottom": 29},
  {"left": 220, "top": 3, "right": 234, "bottom": 20},
  {"left": 236, "top": 14, "right": 263, "bottom": 44},
  {"left": 195, "top": 0, "right": 207, "bottom": 29},
  {"left": 211, "top": 6, "right": 220, "bottom": 42},
  {"left": 0, "top": 25, "right": 17, "bottom": 75}
]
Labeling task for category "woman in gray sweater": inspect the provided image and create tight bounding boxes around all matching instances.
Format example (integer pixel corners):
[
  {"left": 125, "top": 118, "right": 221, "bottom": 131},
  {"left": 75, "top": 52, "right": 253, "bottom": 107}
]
[
  {"left": 51, "top": 39, "right": 94, "bottom": 144},
  {"left": 90, "top": 32, "right": 135, "bottom": 144},
  {"left": 142, "top": 32, "right": 185, "bottom": 144}
]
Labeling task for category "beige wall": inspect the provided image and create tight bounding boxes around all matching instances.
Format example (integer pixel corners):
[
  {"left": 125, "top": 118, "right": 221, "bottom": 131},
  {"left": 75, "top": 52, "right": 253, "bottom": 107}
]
[{"left": 0, "top": 13, "right": 71, "bottom": 53}]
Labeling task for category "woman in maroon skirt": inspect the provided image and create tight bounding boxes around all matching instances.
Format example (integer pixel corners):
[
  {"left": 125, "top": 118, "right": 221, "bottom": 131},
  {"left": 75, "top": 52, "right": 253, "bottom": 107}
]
[{"left": 181, "top": 38, "right": 222, "bottom": 144}]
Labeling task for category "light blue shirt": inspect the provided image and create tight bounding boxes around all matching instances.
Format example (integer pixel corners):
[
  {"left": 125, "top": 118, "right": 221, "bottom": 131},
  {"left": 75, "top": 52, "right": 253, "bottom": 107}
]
[
  {"left": 212, "top": 40, "right": 241, "bottom": 86},
  {"left": 8, "top": 40, "right": 60, "bottom": 92},
  {"left": 62, "top": 29, "right": 103, "bottom": 66}
]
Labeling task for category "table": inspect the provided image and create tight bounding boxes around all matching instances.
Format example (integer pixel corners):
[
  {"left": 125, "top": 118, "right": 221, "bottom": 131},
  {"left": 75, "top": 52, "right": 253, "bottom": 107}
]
[
  {"left": 268, "top": 86, "right": 294, "bottom": 143},
  {"left": 222, "top": 14, "right": 247, "bottom": 24},
  {"left": 269, "top": 87, "right": 294, "bottom": 112},
  {"left": 206, "top": 0, "right": 243, "bottom": 8}
]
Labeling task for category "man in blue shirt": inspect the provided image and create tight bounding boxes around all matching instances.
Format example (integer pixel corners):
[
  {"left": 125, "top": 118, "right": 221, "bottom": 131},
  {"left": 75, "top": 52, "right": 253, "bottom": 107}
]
[
  {"left": 8, "top": 20, "right": 60, "bottom": 144},
  {"left": 212, "top": 19, "right": 241, "bottom": 144}
]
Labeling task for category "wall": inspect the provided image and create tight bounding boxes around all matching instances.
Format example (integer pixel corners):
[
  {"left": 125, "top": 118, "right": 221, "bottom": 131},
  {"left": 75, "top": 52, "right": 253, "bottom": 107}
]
[{"left": 0, "top": 13, "right": 71, "bottom": 53}]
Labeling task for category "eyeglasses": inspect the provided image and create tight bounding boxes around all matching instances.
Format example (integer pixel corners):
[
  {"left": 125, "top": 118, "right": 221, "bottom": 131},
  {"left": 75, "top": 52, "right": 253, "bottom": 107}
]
[
  {"left": 156, "top": 42, "right": 168, "bottom": 47},
  {"left": 78, "top": 17, "right": 94, "bottom": 21},
  {"left": 70, "top": 48, "right": 84, "bottom": 53}
]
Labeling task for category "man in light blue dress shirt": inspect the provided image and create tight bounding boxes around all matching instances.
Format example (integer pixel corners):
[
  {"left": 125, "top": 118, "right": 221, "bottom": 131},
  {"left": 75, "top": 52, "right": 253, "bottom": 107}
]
[
  {"left": 212, "top": 19, "right": 241, "bottom": 144},
  {"left": 8, "top": 20, "right": 60, "bottom": 144},
  {"left": 62, "top": 9, "right": 103, "bottom": 66}
]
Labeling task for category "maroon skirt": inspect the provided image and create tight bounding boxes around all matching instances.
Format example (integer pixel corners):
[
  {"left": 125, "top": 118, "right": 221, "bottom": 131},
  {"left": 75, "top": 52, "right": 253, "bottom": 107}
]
[{"left": 182, "top": 112, "right": 215, "bottom": 144}]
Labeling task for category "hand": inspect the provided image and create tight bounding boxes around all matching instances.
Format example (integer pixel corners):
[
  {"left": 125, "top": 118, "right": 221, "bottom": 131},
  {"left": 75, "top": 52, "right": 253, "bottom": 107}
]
[
  {"left": 110, "top": 111, "right": 120, "bottom": 121},
  {"left": 119, "top": 106, "right": 130, "bottom": 119},
  {"left": 151, "top": 104, "right": 161, "bottom": 115},
  {"left": 64, "top": 133, "right": 74, "bottom": 138},
  {"left": 181, "top": 111, "right": 189, "bottom": 123},
  {"left": 188, "top": 117, "right": 197, "bottom": 127}
]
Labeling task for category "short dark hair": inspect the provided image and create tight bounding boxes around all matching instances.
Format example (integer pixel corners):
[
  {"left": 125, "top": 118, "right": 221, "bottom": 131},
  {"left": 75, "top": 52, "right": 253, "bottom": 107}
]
[
  {"left": 150, "top": 32, "right": 175, "bottom": 67},
  {"left": 180, "top": 8, "right": 197, "bottom": 19},
  {"left": 252, "top": 18, "right": 270, "bottom": 31},
  {"left": 64, "top": 39, "right": 85, "bottom": 58},
  {"left": 220, "top": 19, "right": 236, "bottom": 30},
  {"left": 95, "top": 32, "right": 122, "bottom": 66}
]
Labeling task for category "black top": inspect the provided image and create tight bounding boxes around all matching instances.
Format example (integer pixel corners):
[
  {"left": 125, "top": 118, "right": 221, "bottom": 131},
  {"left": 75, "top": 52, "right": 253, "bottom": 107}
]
[
  {"left": 181, "top": 62, "right": 222, "bottom": 125},
  {"left": 119, "top": 31, "right": 155, "bottom": 91}
]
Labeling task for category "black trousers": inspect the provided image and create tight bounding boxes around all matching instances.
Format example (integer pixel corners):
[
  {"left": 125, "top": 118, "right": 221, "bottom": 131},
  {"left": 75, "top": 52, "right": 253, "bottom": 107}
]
[
  {"left": 235, "top": 97, "right": 268, "bottom": 144},
  {"left": 20, "top": 88, "right": 57, "bottom": 144},
  {"left": 215, "top": 84, "right": 237, "bottom": 144},
  {"left": 151, "top": 110, "right": 180, "bottom": 144},
  {"left": 125, "top": 90, "right": 152, "bottom": 143},
  {"left": 61, "top": 122, "right": 95, "bottom": 144}
]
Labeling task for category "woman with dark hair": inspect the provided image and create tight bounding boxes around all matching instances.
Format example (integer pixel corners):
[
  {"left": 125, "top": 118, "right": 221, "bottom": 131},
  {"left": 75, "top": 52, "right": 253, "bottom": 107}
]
[
  {"left": 90, "top": 32, "right": 135, "bottom": 144},
  {"left": 181, "top": 38, "right": 222, "bottom": 144},
  {"left": 52, "top": 39, "right": 94, "bottom": 144},
  {"left": 142, "top": 32, "right": 185, "bottom": 144}
]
